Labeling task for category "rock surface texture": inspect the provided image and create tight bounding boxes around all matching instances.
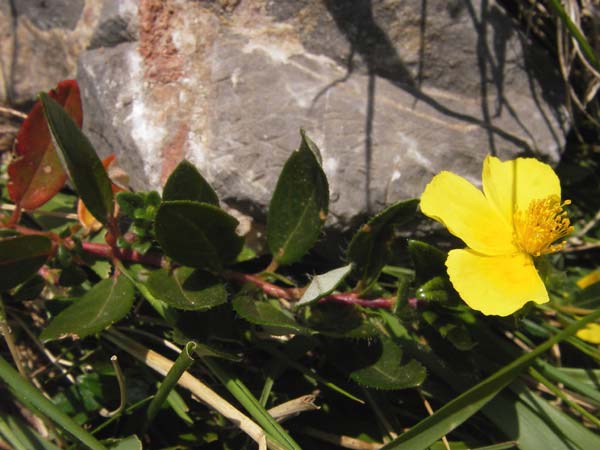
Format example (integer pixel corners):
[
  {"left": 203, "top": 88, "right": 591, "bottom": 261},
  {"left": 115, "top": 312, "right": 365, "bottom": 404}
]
[
  {"left": 0, "top": 0, "right": 138, "bottom": 104},
  {"left": 3, "top": 0, "right": 569, "bottom": 231}
]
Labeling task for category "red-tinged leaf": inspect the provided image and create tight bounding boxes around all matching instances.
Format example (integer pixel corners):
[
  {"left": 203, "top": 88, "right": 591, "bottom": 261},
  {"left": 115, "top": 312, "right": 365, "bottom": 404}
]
[{"left": 8, "top": 80, "right": 82, "bottom": 210}]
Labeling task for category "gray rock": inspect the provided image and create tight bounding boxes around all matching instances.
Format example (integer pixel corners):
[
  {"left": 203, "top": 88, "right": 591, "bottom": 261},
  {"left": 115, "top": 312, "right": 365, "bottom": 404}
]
[
  {"left": 78, "top": 0, "right": 568, "bottom": 234},
  {"left": 13, "top": 0, "right": 85, "bottom": 31},
  {"left": 89, "top": 0, "right": 138, "bottom": 49},
  {"left": 0, "top": 0, "right": 103, "bottom": 104}
]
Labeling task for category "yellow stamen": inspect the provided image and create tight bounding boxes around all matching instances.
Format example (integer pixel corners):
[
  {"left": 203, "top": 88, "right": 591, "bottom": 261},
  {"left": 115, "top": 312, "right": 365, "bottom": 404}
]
[{"left": 513, "top": 195, "right": 574, "bottom": 257}]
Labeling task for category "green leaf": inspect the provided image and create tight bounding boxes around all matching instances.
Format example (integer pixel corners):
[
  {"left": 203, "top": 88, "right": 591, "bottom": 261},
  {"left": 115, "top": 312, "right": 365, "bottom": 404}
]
[
  {"left": 166, "top": 389, "right": 194, "bottom": 425},
  {"left": 0, "top": 235, "right": 52, "bottom": 291},
  {"left": 408, "top": 240, "right": 447, "bottom": 283},
  {"left": 116, "top": 192, "right": 145, "bottom": 218},
  {"left": 416, "top": 276, "right": 454, "bottom": 303},
  {"left": 154, "top": 201, "right": 243, "bottom": 271},
  {"left": 439, "top": 323, "right": 477, "bottom": 351},
  {"left": 307, "top": 303, "right": 380, "bottom": 338},
  {"left": 348, "top": 199, "right": 419, "bottom": 289},
  {"left": 350, "top": 338, "right": 426, "bottom": 390},
  {"left": 12, "top": 275, "right": 45, "bottom": 301},
  {"left": 232, "top": 295, "right": 309, "bottom": 334},
  {"left": 108, "top": 436, "right": 142, "bottom": 450},
  {"left": 193, "top": 343, "right": 242, "bottom": 361},
  {"left": 381, "top": 308, "right": 600, "bottom": 450},
  {"left": 297, "top": 263, "right": 353, "bottom": 306},
  {"left": 146, "top": 267, "right": 226, "bottom": 311},
  {"left": 40, "top": 276, "right": 135, "bottom": 342},
  {"left": 267, "top": 130, "right": 329, "bottom": 265},
  {"left": 162, "top": 160, "right": 219, "bottom": 205},
  {"left": 39, "top": 93, "right": 113, "bottom": 224}
]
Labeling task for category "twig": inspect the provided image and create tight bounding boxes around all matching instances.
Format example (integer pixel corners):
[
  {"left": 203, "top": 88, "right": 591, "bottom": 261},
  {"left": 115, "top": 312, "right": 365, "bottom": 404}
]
[
  {"left": 563, "top": 241, "right": 600, "bottom": 253},
  {"left": 362, "top": 389, "right": 397, "bottom": 441},
  {"left": 103, "top": 328, "right": 270, "bottom": 450},
  {"left": 115, "top": 326, "right": 182, "bottom": 354},
  {"left": 504, "top": 330, "right": 532, "bottom": 352},
  {"left": 575, "top": 207, "right": 600, "bottom": 238},
  {"left": 418, "top": 388, "right": 450, "bottom": 450},
  {"left": 299, "top": 426, "right": 383, "bottom": 449},
  {"left": 1, "top": 203, "right": 78, "bottom": 220},
  {"left": 267, "top": 394, "right": 320, "bottom": 422},
  {"left": 555, "top": 305, "right": 595, "bottom": 315},
  {"left": 0, "top": 106, "right": 27, "bottom": 119},
  {"left": 9, "top": 313, "right": 75, "bottom": 384}
]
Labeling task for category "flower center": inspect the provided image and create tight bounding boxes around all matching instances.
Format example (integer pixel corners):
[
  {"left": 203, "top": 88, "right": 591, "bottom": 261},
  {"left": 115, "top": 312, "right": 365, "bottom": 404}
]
[{"left": 513, "top": 195, "right": 573, "bottom": 257}]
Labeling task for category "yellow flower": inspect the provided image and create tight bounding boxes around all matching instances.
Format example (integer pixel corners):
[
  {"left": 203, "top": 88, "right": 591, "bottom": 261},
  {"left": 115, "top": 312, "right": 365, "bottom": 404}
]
[
  {"left": 576, "top": 323, "right": 600, "bottom": 344},
  {"left": 420, "top": 155, "right": 573, "bottom": 316},
  {"left": 576, "top": 270, "right": 600, "bottom": 289}
]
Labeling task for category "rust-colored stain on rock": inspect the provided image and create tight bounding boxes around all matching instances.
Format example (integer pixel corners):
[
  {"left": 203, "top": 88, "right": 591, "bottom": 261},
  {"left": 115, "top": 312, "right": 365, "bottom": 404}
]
[
  {"left": 160, "top": 123, "right": 189, "bottom": 184},
  {"left": 139, "top": 0, "right": 183, "bottom": 83}
]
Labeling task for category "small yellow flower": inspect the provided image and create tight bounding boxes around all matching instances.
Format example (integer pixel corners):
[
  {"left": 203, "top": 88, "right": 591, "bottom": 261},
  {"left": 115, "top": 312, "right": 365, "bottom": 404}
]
[
  {"left": 576, "top": 323, "right": 600, "bottom": 344},
  {"left": 576, "top": 270, "right": 600, "bottom": 289},
  {"left": 420, "top": 155, "right": 573, "bottom": 316}
]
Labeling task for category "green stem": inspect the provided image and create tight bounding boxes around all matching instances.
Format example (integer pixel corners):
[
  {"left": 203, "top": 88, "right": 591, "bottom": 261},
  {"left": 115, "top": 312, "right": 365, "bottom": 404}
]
[
  {"left": 259, "top": 376, "right": 275, "bottom": 407},
  {"left": 143, "top": 341, "right": 197, "bottom": 432},
  {"left": 0, "top": 354, "right": 107, "bottom": 450},
  {"left": 100, "top": 356, "right": 127, "bottom": 418}
]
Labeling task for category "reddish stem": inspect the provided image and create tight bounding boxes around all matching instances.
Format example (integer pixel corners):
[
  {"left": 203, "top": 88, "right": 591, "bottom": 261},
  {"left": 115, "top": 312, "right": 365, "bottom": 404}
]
[
  {"left": 222, "top": 271, "right": 395, "bottom": 310},
  {"left": 6, "top": 223, "right": 398, "bottom": 310},
  {"left": 319, "top": 293, "right": 394, "bottom": 309},
  {"left": 13, "top": 224, "right": 60, "bottom": 241},
  {"left": 222, "top": 271, "right": 297, "bottom": 300},
  {"left": 6, "top": 205, "right": 22, "bottom": 227},
  {"left": 81, "top": 241, "right": 163, "bottom": 267}
]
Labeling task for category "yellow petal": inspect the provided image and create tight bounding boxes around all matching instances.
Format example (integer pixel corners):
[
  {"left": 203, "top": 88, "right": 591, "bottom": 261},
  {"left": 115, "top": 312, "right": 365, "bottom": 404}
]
[
  {"left": 421, "top": 171, "right": 516, "bottom": 255},
  {"left": 77, "top": 199, "right": 102, "bottom": 232},
  {"left": 576, "top": 323, "right": 600, "bottom": 344},
  {"left": 576, "top": 270, "right": 600, "bottom": 289},
  {"left": 446, "top": 249, "right": 548, "bottom": 316},
  {"left": 482, "top": 155, "right": 561, "bottom": 224}
]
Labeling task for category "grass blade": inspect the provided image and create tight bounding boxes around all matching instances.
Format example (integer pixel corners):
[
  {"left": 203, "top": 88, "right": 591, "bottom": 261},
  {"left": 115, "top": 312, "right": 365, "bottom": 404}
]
[
  {"left": 201, "top": 356, "right": 302, "bottom": 450},
  {"left": 381, "top": 308, "right": 600, "bottom": 450},
  {"left": 547, "top": 0, "right": 600, "bottom": 71},
  {"left": 144, "top": 341, "right": 197, "bottom": 430},
  {"left": 0, "top": 355, "right": 107, "bottom": 450}
]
